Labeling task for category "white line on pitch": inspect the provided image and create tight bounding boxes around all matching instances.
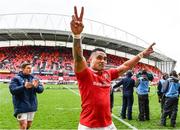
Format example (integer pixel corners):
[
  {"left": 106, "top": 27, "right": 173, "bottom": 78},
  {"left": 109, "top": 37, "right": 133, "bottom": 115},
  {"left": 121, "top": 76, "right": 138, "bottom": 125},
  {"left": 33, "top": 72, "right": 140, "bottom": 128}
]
[
  {"left": 112, "top": 114, "right": 138, "bottom": 130},
  {"left": 65, "top": 86, "right": 138, "bottom": 130},
  {"left": 64, "top": 86, "right": 80, "bottom": 96}
]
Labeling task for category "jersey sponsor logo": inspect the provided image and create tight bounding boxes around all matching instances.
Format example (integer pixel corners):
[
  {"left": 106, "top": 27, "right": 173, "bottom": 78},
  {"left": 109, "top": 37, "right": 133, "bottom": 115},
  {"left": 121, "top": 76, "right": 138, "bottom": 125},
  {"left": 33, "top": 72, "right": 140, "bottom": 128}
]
[{"left": 93, "top": 81, "right": 110, "bottom": 87}]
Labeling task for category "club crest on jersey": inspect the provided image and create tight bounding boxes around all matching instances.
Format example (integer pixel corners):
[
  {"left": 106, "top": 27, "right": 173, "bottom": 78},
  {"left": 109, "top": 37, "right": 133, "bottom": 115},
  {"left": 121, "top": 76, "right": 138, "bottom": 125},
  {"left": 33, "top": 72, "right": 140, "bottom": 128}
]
[{"left": 104, "top": 73, "right": 109, "bottom": 79}]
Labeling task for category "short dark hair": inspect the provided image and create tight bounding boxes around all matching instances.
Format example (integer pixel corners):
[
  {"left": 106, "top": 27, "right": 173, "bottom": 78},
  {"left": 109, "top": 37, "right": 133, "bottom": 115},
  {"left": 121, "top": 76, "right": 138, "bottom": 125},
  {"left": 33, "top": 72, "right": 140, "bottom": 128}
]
[
  {"left": 142, "top": 70, "right": 147, "bottom": 75},
  {"left": 170, "top": 70, "right": 178, "bottom": 77},
  {"left": 126, "top": 70, "right": 133, "bottom": 77},
  {"left": 162, "top": 73, "right": 168, "bottom": 80},
  {"left": 91, "top": 48, "right": 106, "bottom": 55},
  {"left": 21, "top": 62, "right": 31, "bottom": 69}
]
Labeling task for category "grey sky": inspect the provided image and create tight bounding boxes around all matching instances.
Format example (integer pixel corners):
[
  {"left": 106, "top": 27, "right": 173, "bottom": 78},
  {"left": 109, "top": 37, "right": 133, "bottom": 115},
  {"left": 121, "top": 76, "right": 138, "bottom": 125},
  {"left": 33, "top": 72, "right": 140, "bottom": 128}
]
[{"left": 1, "top": 0, "right": 180, "bottom": 71}]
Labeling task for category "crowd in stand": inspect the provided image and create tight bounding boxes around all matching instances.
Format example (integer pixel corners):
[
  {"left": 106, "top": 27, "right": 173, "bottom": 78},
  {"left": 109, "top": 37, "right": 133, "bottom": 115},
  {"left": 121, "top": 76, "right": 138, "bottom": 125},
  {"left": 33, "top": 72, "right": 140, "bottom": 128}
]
[{"left": 0, "top": 46, "right": 161, "bottom": 82}]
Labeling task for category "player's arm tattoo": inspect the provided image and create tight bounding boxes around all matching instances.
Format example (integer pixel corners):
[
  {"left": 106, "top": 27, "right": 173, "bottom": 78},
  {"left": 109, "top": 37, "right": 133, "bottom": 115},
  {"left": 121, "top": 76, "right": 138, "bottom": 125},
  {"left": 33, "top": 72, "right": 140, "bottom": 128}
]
[{"left": 73, "top": 38, "right": 84, "bottom": 62}]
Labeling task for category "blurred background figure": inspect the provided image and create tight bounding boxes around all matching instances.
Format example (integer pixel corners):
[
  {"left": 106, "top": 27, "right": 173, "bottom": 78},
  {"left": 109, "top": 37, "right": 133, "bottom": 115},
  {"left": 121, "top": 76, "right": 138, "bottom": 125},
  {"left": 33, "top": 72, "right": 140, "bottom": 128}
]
[
  {"left": 161, "top": 70, "right": 180, "bottom": 127},
  {"left": 113, "top": 70, "right": 135, "bottom": 120},
  {"left": 157, "top": 73, "right": 169, "bottom": 114}
]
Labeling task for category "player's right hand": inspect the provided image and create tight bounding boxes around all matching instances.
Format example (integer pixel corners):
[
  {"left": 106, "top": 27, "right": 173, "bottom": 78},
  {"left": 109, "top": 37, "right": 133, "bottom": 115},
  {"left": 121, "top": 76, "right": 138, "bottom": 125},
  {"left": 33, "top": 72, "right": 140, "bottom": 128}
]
[
  {"left": 70, "top": 6, "right": 84, "bottom": 35},
  {"left": 25, "top": 82, "right": 33, "bottom": 89},
  {"left": 32, "top": 79, "right": 39, "bottom": 88}
]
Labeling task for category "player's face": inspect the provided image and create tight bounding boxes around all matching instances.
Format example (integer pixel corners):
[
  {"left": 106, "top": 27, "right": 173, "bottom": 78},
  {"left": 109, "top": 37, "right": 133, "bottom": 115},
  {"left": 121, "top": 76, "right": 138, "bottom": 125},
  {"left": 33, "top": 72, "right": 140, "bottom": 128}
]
[
  {"left": 22, "top": 65, "right": 32, "bottom": 75},
  {"left": 90, "top": 51, "right": 107, "bottom": 71}
]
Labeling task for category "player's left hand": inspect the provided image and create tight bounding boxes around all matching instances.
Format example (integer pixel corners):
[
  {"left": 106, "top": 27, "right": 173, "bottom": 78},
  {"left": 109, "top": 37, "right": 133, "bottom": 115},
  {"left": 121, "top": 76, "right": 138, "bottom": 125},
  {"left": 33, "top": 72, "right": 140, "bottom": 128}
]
[
  {"left": 142, "top": 43, "right": 156, "bottom": 57},
  {"left": 32, "top": 79, "right": 39, "bottom": 88}
]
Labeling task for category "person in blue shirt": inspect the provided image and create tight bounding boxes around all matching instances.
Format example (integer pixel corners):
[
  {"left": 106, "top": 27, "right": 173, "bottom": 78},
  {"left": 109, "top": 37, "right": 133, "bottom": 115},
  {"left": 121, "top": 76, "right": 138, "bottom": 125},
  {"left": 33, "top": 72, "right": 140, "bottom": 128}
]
[
  {"left": 9, "top": 62, "right": 44, "bottom": 130},
  {"left": 157, "top": 73, "right": 169, "bottom": 113},
  {"left": 113, "top": 70, "right": 135, "bottom": 120},
  {"left": 161, "top": 70, "right": 180, "bottom": 127},
  {"left": 136, "top": 70, "right": 153, "bottom": 121}
]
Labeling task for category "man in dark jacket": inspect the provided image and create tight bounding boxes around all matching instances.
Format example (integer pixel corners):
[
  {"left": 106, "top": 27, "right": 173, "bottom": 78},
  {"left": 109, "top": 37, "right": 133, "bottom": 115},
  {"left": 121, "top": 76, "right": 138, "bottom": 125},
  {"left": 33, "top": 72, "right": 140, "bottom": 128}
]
[
  {"left": 113, "top": 70, "right": 135, "bottom": 120},
  {"left": 110, "top": 84, "right": 114, "bottom": 113},
  {"left": 9, "top": 62, "right": 44, "bottom": 130},
  {"left": 161, "top": 70, "right": 180, "bottom": 127}
]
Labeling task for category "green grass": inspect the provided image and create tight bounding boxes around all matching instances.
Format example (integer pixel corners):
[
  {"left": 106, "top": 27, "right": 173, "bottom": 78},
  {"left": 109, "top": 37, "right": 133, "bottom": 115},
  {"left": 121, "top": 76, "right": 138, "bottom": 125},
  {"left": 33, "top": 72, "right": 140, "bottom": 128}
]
[{"left": 0, "top": 83, "right": 180, "bottom": 129}]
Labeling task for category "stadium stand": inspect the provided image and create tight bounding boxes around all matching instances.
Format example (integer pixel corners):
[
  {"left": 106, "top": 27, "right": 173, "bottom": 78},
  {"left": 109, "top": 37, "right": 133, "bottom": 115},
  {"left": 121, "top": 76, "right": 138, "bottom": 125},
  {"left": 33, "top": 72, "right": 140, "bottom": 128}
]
[{"left": 0, "top": 46, "right": 161, "bottom": 83}]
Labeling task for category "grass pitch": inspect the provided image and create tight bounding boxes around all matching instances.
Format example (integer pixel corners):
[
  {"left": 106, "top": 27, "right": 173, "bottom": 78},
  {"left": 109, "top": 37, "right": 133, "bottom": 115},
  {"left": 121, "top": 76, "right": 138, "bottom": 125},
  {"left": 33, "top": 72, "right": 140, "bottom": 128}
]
[{"left": 0, "top": 83, "right": 180, "bottom": 129}]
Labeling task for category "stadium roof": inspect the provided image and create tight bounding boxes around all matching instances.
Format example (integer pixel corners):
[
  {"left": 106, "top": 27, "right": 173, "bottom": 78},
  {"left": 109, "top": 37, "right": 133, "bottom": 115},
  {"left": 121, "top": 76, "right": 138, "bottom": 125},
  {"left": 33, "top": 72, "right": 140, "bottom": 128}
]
[{"left": 0, "top": 13, "right": 175, "bottom": 63}]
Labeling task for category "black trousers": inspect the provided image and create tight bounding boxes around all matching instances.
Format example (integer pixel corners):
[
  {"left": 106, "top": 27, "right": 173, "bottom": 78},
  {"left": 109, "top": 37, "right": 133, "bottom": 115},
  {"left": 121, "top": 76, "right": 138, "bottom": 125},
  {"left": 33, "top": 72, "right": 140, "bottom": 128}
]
[
  {"left": 121, "top": 94, "right": 134, "bottom": 119},
  {"left": 158, "top": 94, "right": 165, "bottom": 113},
  {"left": 110, "top": 91, "right": 114, "bottom": 112},
  {"left": 161, "top": 97, "right": 178, "bottom": 126},
  {"left": 161, "top": 96, "right": 165, "bottom": 112},
  {"left": 138, "top": 94, "right": 149, "bottom": 120}
]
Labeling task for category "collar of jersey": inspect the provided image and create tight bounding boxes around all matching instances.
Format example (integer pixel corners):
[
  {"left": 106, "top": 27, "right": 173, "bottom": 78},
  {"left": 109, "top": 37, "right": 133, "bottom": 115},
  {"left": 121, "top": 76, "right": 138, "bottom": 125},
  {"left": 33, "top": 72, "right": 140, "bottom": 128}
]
[{"left": 90, "top": 68, "right": 103, "bottom": 75}]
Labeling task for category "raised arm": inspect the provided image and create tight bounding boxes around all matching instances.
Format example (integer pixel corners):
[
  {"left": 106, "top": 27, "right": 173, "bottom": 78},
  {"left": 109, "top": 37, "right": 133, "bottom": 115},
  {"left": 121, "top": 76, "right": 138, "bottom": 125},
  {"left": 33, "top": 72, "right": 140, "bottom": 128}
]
[
  {"left": 117, "top": 43, "right": 156, "bottom": 76},
  {"left": 70, "top": 6, "right": 87, "bottom": 73}
]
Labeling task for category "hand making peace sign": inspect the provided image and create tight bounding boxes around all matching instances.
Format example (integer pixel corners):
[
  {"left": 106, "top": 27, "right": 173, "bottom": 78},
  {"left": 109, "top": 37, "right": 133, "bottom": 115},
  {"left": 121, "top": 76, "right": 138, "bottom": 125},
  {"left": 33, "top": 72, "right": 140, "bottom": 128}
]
[{"left": 70, "top": 6, "right": 84, "bottom": 35}]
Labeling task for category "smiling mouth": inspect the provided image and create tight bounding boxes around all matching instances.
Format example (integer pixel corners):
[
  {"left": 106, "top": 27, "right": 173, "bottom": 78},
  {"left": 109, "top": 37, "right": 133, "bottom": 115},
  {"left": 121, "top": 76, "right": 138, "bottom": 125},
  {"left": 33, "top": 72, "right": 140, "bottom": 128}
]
[{"left": 99, "top": 64, "right": 105, "bottom": 67}]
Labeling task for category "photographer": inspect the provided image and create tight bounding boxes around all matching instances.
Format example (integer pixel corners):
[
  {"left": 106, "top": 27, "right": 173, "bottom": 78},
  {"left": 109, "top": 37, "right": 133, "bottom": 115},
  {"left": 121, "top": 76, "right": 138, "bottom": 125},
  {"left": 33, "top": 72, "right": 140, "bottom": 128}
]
[
  {"left": 136, "top": 70, "right": 153, "bottom": 121},
  {"left": 9, "top": 62, "right": 44, "bottom": 130},
  {"left": 161, "top": 70, "right": 180, "bottom": 127},
  {"left": 157, "top": 73, "right": 169, "bottom": 113}
]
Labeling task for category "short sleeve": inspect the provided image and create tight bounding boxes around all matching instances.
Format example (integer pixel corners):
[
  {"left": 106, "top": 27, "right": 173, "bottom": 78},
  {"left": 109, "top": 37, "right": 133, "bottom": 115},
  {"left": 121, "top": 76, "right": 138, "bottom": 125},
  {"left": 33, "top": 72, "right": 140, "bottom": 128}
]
[
  {"left": 75, "top": 67, "right": 91, "bottom": 81},
  {"left": 108, "top": 68, "right": 119, "bottom": 80}
]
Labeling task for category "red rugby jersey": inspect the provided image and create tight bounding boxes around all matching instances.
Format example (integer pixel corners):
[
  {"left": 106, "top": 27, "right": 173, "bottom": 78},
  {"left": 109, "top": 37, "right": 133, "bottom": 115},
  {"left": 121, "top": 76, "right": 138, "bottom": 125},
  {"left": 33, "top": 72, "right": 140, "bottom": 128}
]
[{"left": 75, "top": 67, "right": 119, "bottom": 128}]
